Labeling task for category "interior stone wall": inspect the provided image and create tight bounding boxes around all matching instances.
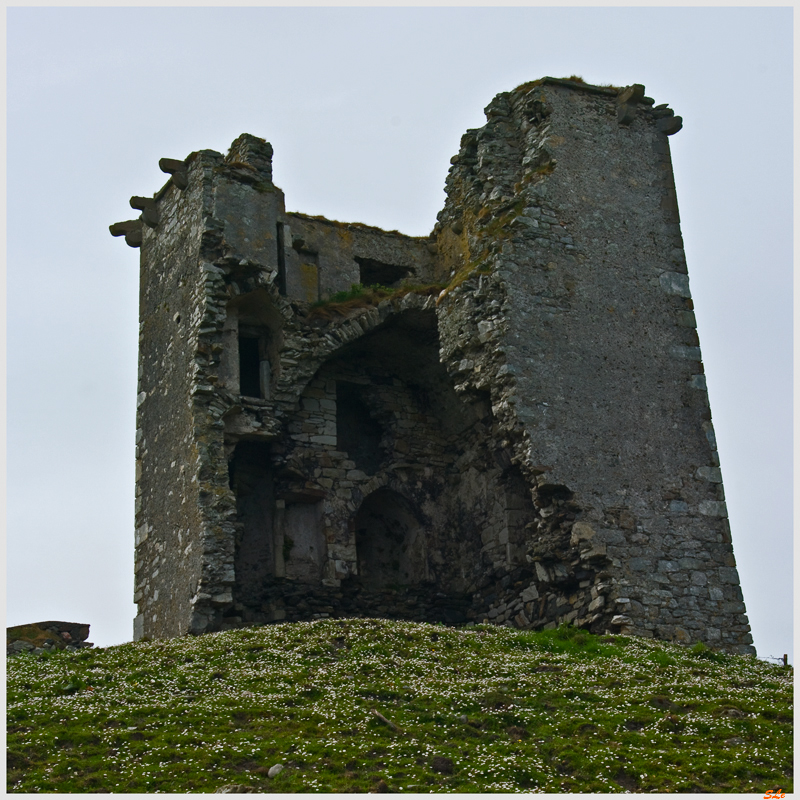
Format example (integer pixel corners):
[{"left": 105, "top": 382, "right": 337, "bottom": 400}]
[{"left": 221, "top": 307, "right": 513, "bottom": 627}]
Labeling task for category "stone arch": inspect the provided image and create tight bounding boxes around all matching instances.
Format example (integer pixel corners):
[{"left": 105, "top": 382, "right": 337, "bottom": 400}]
[
  {"left": 354, "top": 488, "right": 428, "bottom": 590},
  {"left": 274, "top": 294, "right": 438, "bottom": 406}
]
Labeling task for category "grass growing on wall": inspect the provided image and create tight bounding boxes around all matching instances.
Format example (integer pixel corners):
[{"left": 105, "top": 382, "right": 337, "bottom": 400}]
[
  {"left": 7, "top": 619, "right": 792, "bottom": 794},
  {"left": 307, "top": 283, "right": 445, "bottom": 320}
]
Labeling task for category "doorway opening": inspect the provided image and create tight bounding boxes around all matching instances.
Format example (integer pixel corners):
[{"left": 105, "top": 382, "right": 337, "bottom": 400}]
[{"left": 354, "top": 488, "right": 427, "bottom": 589}]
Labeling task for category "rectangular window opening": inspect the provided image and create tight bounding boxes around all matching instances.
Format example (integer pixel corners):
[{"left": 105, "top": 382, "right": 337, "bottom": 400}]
[
  {"left": 239, "top": 336, "right": 262, "bottom": 398},
  {"left": 354, "top": 256, "right": 409, "bottom": 287}
]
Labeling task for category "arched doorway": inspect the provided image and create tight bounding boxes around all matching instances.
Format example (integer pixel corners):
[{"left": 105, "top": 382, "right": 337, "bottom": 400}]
[{"left": 354, "top": 489, "right": 428, "bottom": 590}]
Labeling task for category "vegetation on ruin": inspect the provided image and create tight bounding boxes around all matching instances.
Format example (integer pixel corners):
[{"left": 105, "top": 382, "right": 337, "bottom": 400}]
[
  {"left": 307, "top": 283, "right": 445, "bottom": 320},
  {"left": 7, "top": 619, "right": 792, "bottom": 794},
  {"left": 436, "top": 197, "right": 531, "bottom": 302},
  {"left": 286, "top": 211, "right": 409, "bottom": 239},
  {"left": 437, "top": 252, "right": 495, "bottom": 303},
  {"left": 514, "top": 75, "right": 623, "bottom": 94}
]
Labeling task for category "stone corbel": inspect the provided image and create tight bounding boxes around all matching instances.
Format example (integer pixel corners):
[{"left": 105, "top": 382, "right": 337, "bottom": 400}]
[
  {"left": 159, "top": 157, "right": 189, "bottom": 190},
  {"left": 652, "top": 104, "right": 683, "bottom": 135},
  {"left": 109, "top": 219, "right": 143, "bottom": 248},
  {"left": 130, "top": 196, "right": 159, "bottom": 228},
  {"left": 616, "top": 84, "right": 645, "bottom": 126}
]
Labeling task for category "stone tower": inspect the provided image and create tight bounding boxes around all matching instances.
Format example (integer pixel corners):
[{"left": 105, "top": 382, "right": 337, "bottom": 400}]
[{"left": 112, "top": 77, "right": 754, "bottom": 655}]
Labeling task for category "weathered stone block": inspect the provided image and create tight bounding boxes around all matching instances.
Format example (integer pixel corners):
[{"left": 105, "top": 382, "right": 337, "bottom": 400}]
[
  {"left": 569, "top": 521, "right": 595, "bottom": 546},
  {"left": 521, "top": 584, "right": 539, "bottom": 603},
  {"left": 659, "top": 271, "right": 691, "bottom": 297},
  {"left": 699, "top": 500, "right": 728, "bottom": 517},
  {"left": 696, "top": 466, "right": 722, "bottom": 483},
  {"left": 588, "top": 595, "right": 605, "bottom": 612},
  {"left": 690, "top": 571, "right": 708, "bottom": 586}
]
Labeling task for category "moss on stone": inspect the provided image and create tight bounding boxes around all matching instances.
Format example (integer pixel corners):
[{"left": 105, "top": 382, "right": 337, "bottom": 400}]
[
  {"left": 513, "top": 76, "right": 622, "bottom": 95},
  {"left": 306, "top": 282, "right": 445, "bottom": 320}
]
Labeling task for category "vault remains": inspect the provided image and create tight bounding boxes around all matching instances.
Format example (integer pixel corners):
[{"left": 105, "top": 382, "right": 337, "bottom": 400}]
[{"left": 113, "top": 78, "right": 754, "bottom": 654}]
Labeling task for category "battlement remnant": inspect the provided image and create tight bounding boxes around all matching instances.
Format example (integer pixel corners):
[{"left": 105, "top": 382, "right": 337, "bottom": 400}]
[{"left": 113, "top": 78, "right": 754, "bottom": 654}]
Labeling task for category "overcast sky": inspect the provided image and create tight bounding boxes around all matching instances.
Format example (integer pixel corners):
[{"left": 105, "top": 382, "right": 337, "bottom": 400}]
[{"left": 6, "top": 6, "right": 793, "bottom": 661}]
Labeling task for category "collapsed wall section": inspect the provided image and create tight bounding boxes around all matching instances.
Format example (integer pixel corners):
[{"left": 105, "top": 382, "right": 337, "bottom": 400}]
[
  {"left": 433, "top": 79, "right": 753, "bottom": 654},
  {"left": 223, "top": 303, "right": 516, "bottom": 627}
]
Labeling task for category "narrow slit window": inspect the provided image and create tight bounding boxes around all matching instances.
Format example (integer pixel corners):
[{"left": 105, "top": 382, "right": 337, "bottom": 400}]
[{"left": 239, "top": 336, "right": 261, "bottom": 397}]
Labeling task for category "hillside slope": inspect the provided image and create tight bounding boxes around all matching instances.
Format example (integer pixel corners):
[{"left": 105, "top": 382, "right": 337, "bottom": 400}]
[{"left": 7, "top": 619, "right": 793, "bottom": 793}]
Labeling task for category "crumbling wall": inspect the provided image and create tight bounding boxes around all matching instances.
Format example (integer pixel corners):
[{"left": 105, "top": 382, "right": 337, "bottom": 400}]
[
  {"left": 133, "top": 154, "right": 213, "bottom": 640},
  {"left": 432, "top": 78, "right": 753, "bottom": 653},
  {"left": 119, "top": 80, "right": 754, "bottom": 655},
  {"left": 223, "top": 304, "right": 509, "bottom": 627},
  {"left": 284, "top": 214, "right": 436, "bottom": 300}
]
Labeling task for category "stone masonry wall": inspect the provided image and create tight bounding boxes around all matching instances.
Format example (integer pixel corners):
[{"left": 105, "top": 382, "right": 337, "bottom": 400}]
[
  {"left": 284, "top": 213, "right": 436, "bottom": 300},
  {"left": 117, "top": 79, "right": 754, "bottom": 654},
  {"left": 432, "top": 79, "right": 752, "bottom": 653},
  {"left": 134, "top": 155, "right": 211, "bottom": 640}
]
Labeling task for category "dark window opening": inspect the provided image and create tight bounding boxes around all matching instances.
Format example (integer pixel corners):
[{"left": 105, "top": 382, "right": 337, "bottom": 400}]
[
  {"left": 354, "top": 256, "right": 409, "bottom": 287},
  {"left": 239, "top": 336, "right": 261, "bottom": 397},
  {"left": 230, "top": 440, "right": 276, "bottom": 606},
  {"left": 355, "top": 489, "right": 426, "bottom": 589},
  {"left": 536, "top": 483, "right": 574, "bottom": 506},
  {"left": 336, "top": 382, "right": 383, "bottom": 475}
]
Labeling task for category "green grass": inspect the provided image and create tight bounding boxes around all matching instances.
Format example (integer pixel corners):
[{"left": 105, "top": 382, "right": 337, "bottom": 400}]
[
  {"left": 7, "top": 619, "right": 793, "bottom": 793},
  {"left": 308, "top": 283, "right": 445, "bottom": 320},
  {"left": 318, "top": 283, "right": 390, "bottom": 305}
]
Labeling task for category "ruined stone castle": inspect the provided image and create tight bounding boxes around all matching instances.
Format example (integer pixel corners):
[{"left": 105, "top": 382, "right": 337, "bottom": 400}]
[{"left": 111, "top": 77, "right": 754, "bottom": 654}]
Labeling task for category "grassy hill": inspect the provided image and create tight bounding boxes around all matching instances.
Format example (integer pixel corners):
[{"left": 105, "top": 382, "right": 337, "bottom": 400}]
[{"left": 6, "top": 619, "right": 793, "bottom": 793}]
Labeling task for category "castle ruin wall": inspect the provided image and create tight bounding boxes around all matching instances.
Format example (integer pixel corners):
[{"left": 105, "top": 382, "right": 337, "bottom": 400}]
[{"left": 116, "top": 77, "right": 754, "bottom": 654}]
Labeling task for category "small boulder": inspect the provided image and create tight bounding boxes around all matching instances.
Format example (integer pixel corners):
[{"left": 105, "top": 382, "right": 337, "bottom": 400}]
[
  {"left": 431, "top": 756, "right": 454, "bottom": 775},
  {"left": 267, "top": 764, "right": 284, "bottom": 778},
  {"left": 725, "top": 736, "right": 745, "bottom": 746}
]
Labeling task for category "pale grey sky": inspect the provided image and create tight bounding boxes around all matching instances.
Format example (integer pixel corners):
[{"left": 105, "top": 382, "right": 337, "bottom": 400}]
[{"left": 6, "top": 7, "right": 793, "bottom": 661}]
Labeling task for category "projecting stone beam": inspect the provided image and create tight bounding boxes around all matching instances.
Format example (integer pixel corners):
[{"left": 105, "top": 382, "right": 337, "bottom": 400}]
[
  {"left": 109, "top": 219, "right": 141, "bottom": 236},
  {"left": 657, "top": 116, "right": 683, "bottom": 135},
  {"left": 617, "top": 83, "right": 645, "bottom": 105},
  {"left": 616, "top": 84, "right": 645, "bottom": 126},
  {"left": 159, "top": 158, "right": 188, "bottom": 190},
  {"left": 109, "top": 219, "right": 143, "bottom": 248},
  {"left": 130, "top": 196, "right": 159, "bottom": 228}
]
